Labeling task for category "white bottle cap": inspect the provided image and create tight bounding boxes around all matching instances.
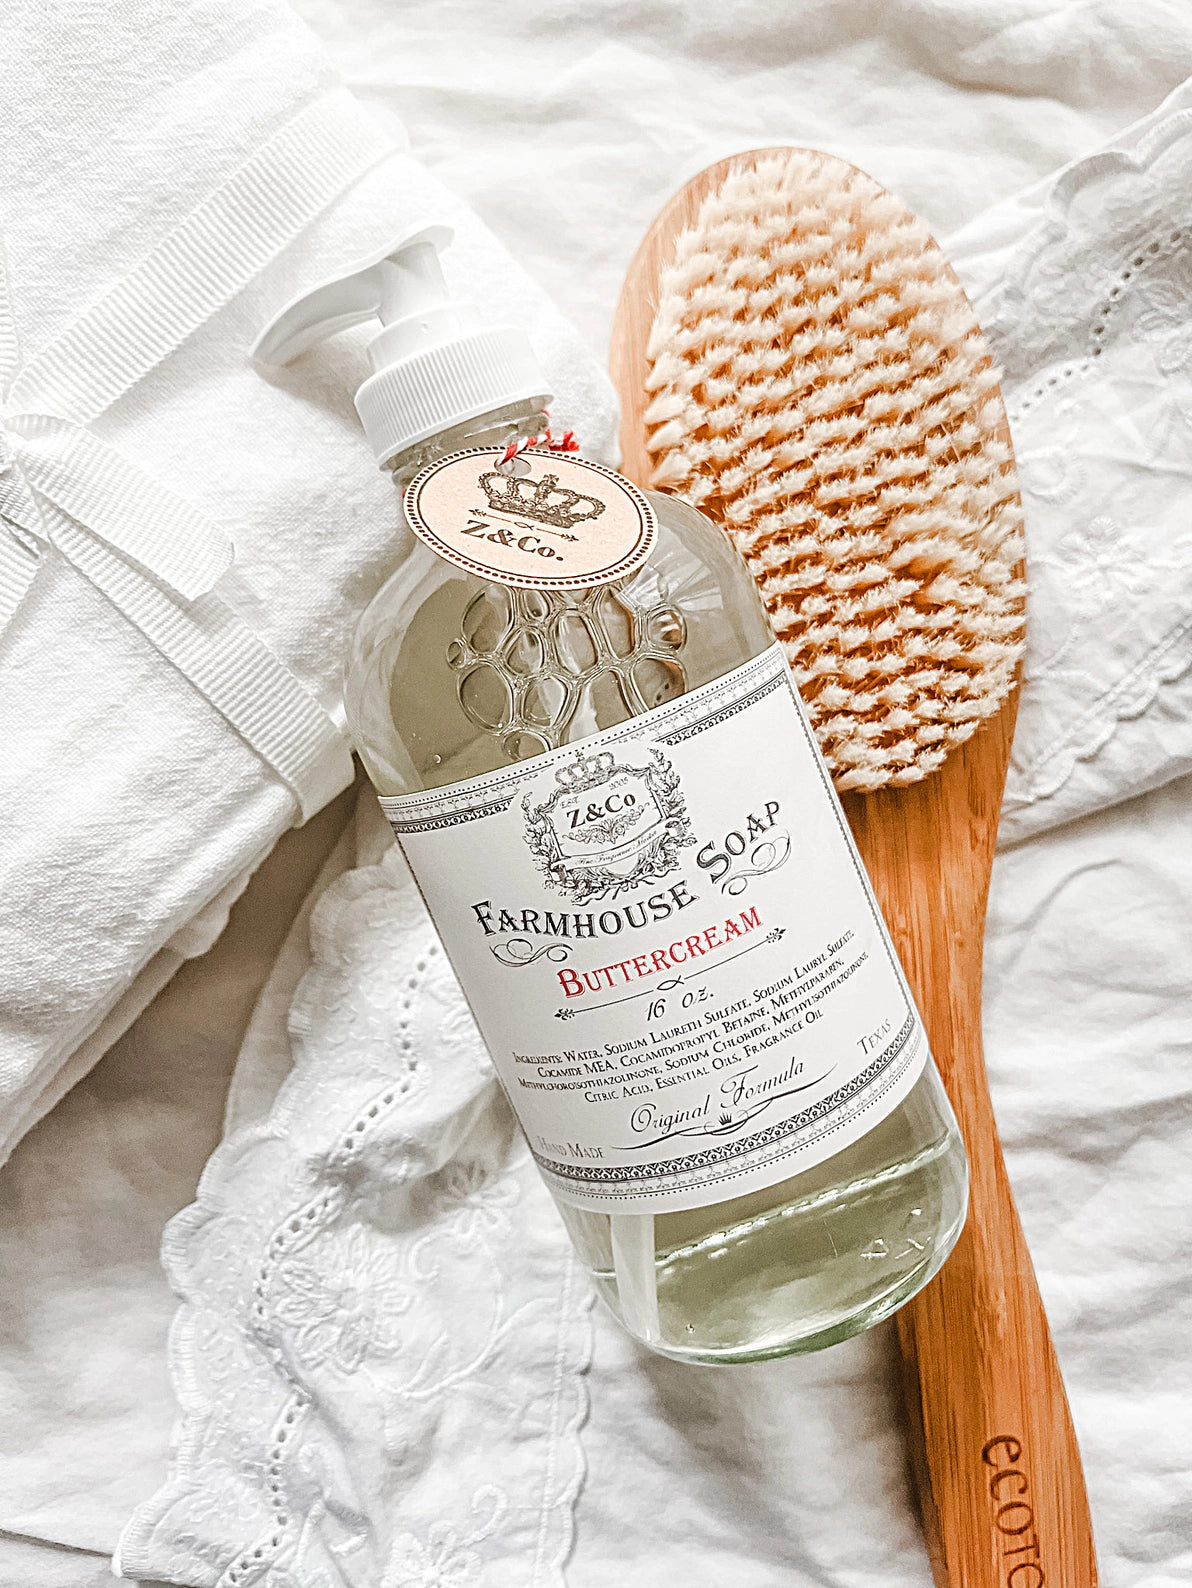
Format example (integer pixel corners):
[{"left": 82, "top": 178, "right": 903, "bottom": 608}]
[{"left": 252, "top": 224, "right": 552, "bottom": 464}]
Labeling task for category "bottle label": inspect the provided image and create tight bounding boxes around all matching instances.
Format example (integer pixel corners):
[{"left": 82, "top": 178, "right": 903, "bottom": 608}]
[
  {"left": 379, "top": 644, "right": 928, "bottom": 1214},
  {"left": 404, "top": 447, "right": 655, "bottom": 591}
]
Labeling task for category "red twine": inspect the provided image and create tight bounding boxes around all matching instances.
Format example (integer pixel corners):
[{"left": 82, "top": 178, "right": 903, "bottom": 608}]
[{"left": 500, "top": 420, "right": 579, "bottom": 466}]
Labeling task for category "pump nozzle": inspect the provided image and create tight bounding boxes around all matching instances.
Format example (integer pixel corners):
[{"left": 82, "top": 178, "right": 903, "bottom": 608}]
[
  {"left": 253, "top": 223, "right": 550, "bottom": 464},
  {"left": 252, "top": 224, "right": 453, "bottom": 365}
]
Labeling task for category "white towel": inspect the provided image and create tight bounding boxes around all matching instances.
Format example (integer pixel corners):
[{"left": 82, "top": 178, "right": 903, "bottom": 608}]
[{"left": 0, "top": 0, "right": 618, "bottom": 1166}]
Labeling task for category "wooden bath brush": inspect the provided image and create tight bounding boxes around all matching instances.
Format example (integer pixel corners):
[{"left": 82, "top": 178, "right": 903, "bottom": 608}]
[{"left": 611, "top": 148, "right": 1097, "bottom": 1588}]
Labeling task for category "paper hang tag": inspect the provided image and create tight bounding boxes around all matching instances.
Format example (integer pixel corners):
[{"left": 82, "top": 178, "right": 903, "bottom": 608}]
[{"left": 404, "top": 447, "right": 656, "bottom": 590}]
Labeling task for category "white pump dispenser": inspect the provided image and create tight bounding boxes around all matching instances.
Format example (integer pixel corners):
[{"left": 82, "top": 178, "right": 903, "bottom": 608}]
[{"left": 252, "top": 223, "right": 550, "bottom": 463}]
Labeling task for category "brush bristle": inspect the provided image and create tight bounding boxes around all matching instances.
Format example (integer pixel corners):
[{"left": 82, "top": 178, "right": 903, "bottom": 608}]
[{"left": 645, "top": 150, "right": 1026, "bottom": 792}]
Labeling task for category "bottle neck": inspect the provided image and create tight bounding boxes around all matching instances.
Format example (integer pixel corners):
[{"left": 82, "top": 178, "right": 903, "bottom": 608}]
[{"left": 384, "top": 399, "right": 550, "bottom": 489}]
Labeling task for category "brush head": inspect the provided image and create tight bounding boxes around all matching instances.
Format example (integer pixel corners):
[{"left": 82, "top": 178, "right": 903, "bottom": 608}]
[{"left": 643, "top": 149, "right": 1025, "bottom": 792}]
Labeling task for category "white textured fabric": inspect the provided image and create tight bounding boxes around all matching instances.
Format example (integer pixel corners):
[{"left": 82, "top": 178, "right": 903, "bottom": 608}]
[
  {"left": 948, "top": 79, "right": 1192, "bottom": 841},
  {"left": 115, "top": 25, "right": 1192, "bottom": 1588},
  {"left": 0, "top": 0, "right": 617, "bottom": 1166},
  {"left": 0, "top": 1534, "right": 168, "bottom": 1588},
  {"left": 118, "top": 802, "right": 592, "bottom": 1588},
  {"left": 0, "top": 789, "right": 357, "bottom": 1565}
]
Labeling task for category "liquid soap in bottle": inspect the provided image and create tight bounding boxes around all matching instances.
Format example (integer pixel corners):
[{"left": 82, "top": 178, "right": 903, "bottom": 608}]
[{"left": 254, "top": 226, "right": 968, "bottom": 1364}]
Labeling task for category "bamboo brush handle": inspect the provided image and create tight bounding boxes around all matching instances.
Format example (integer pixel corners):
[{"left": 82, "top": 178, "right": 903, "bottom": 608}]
[
  {"left": 609, "top": 147, "right": 1098, "bottom": 1585},
  {"left": 843, "top": 715, "right": 1098, "bottom": 1588}
]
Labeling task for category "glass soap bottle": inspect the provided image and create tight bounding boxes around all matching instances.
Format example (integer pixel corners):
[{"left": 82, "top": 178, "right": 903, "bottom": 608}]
[{"left": 254, "top": 226, "right": 968, "bottom": 1364}]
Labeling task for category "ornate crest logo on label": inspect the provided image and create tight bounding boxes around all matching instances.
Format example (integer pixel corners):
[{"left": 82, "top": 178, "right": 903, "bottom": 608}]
[
  {"left": 380, "top": 645, "right": 928, "bottom": 1214},
  {"left": 523, "top": 748, "right": 694, "bottom": 903},
  {"left": 404, "top": 447, "right": 656, "bottom": 590}
]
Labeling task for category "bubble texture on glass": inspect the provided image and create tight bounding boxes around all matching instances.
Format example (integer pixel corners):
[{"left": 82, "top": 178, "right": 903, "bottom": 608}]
[{"left": 448, "top": 585, "right": 687, "bottom": 757}]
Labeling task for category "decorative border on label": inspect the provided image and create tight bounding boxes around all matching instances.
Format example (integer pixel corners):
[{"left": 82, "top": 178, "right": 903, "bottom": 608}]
[
  {"left": 657, "top": 671, "right": 789, "bottom": 745},
  {"left": 534, "top": 1010, "right": 918, "bottom": 1186},
  {"left": 380, "top": 795, "right": 515, "bottom": 835}
]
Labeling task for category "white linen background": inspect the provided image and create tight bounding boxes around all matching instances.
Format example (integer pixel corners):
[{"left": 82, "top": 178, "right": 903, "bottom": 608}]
[{"left": 2, "top": 2, "right": 1191, "bottom": 1586}]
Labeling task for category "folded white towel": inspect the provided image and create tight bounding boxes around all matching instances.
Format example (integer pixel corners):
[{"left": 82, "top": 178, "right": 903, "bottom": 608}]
[{"left": 0, "top": 0, "right": 617, "bottom": 1165}]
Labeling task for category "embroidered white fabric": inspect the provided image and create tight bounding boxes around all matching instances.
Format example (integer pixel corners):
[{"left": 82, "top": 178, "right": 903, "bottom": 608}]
[
  {"left": 118, "top": 808, "right": 591, "bottom": 1587},
  {"left": 948, "top": 79, "right": 1192, "bottom": 843}
]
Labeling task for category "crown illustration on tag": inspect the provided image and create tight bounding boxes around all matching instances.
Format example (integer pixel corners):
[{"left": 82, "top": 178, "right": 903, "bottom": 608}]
[
  {"left": 553, "top": 748, "right": 615, "bottom": 793},
  {"left": 479, "top": 469, "right": 606, "bottom": 529}
]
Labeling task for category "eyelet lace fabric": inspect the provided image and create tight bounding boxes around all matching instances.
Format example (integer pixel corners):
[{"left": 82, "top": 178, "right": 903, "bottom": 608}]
[
  {"left": 117, "top": 834, "right": 591, "bottom": 1588},
  {"left": 950, "top": 84, "right": 1192, "bottom": 842}
]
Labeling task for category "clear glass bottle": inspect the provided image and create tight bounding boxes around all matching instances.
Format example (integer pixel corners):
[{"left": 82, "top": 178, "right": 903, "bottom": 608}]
[{"left": 346, "top": 399, "right": 968, "bottom": 1364}]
